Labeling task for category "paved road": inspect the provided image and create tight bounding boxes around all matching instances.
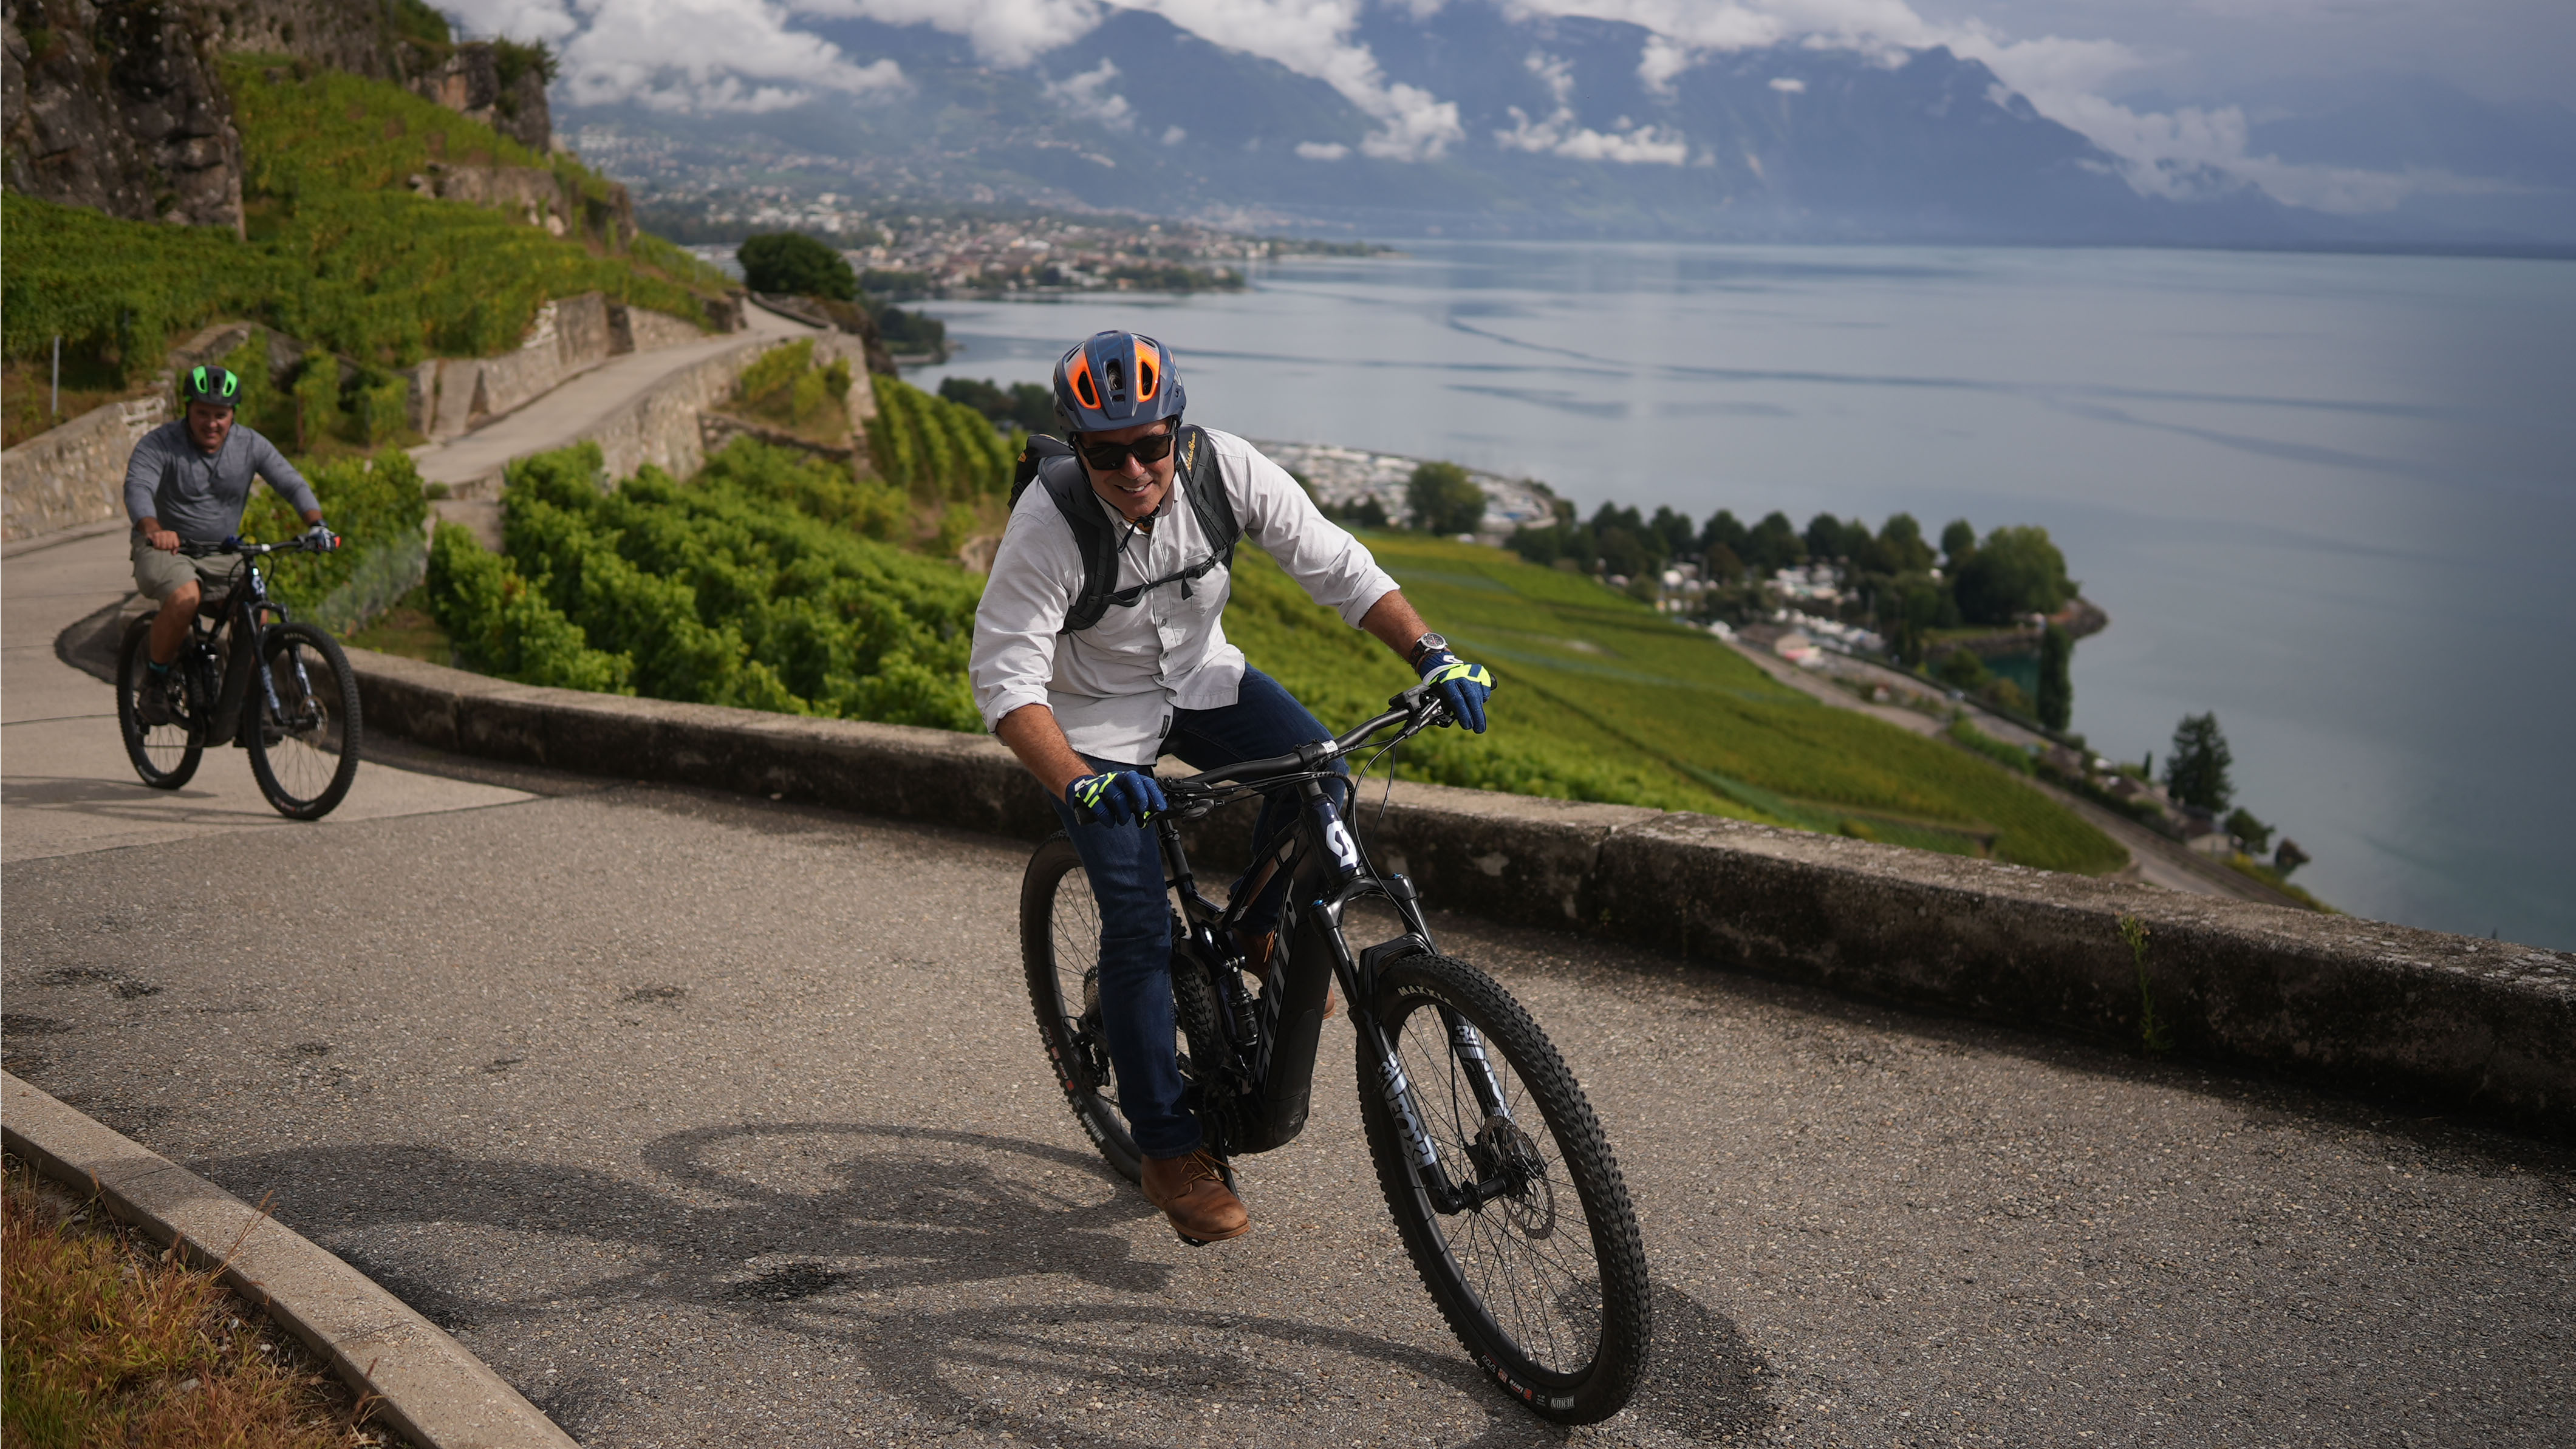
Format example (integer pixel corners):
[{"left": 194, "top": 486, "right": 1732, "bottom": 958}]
[
  {"left": 1, "top": 526, "right": 529, "bottom": 864},
  {"left": 5, "top": 732, "right": 2569, "bottom": 1447}
]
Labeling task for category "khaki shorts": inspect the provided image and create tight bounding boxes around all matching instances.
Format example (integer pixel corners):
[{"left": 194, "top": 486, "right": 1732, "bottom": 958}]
[{"left": 131, "top": 535, "right": 245, "bottom": 604}]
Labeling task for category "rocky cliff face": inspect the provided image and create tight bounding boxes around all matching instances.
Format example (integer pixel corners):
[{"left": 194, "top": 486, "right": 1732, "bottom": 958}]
[
  {"left": 410, "top": 42, "right": 550, "bottom": 154},
  {"left": 4, "top": 0, "right": 556, "bottom": 234},
  {"left": 2, "top": 0, "right": 246, "bottom": 233}
]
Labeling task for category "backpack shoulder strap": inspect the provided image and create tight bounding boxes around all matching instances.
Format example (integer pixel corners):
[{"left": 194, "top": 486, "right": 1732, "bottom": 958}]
[
  {"left": 1037, "top": 454, "right": 1120, "bottom": 633},
  {"left": 1175, "top": 424, "right": 1238, "bottom": 565},
  {"left": 1011, "top": 433, "right": 1074, "bottom": 508}
]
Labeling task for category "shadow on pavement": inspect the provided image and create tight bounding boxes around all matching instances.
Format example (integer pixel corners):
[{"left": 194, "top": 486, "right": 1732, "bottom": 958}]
[{"left": 196, "top": 1120, "right": 1774, "bottom": 1444}]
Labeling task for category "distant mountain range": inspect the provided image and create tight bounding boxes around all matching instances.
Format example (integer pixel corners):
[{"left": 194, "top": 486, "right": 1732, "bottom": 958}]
[{"left": 560, "top": 4, "right": 2575, "bottom": 248}]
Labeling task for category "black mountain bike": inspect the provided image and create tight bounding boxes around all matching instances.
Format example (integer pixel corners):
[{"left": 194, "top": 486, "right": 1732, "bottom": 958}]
[
  {"left": 1020, "top": 681, "right": 1651, "bottom": 1424},
  {"left": 114, "top": 535, "right": 362, "bottom": 820}
]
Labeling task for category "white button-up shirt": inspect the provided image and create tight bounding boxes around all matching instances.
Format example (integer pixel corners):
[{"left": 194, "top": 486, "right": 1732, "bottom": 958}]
[{"left": 971, "top": 427, "right": 1399, "bottom": 765}]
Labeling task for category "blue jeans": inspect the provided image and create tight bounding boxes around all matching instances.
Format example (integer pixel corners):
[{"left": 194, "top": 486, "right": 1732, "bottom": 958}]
[{"left": 1048, "top": 667, "right": 1350, "bottom": 1158}]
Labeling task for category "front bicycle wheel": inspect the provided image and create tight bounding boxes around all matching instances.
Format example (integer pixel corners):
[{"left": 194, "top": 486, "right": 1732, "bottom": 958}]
[
  {"left": 245, "top": 622, "right": 360, "bottom": 820},
  {"left": 1021, "top": 833, "right": 1144, "bottom": 1184},
  {"left": 1358, "top": 951, "right": 1650, "bottom": 1424},
  {"left": 115, "top": 616, "right": 203, "bottom": 789}
]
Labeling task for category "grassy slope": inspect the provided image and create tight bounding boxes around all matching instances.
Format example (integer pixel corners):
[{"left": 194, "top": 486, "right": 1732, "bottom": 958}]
[
  {"left": 1231, "top": 533, "right": 2126, "bottom": 875},
  {"left": 1, "top": 60, "right": 722, "bottom": 378}
]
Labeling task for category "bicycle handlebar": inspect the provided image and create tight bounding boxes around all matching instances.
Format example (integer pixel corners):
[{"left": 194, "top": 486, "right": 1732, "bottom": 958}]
[
  {"left": 177, "top": 534, "right": 340, "bottom": 558},
  {"left": 1164, "top": 681, "right": 1449, "bottom": 801}
]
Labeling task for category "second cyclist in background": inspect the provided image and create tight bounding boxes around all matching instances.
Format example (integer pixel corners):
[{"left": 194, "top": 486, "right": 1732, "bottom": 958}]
[
  {"left": 125, "top": 365, "right": 336, "bottom": 725},
  {"left": 971, "top": 330, "right": 1495, "bottom": 1246}
]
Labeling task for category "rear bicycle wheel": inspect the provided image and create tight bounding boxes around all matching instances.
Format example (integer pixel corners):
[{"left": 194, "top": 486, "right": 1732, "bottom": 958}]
[
  {"left": 1021, "top": 833, "right": 1144, "bottom": 1183},
  {"left": 115, "top": 616, "right": 202, "bottom": 789},
  {"left": 245, "top": 622, "right": 360, "bottom": 820},
  {"left": 1358, "top": 951, "right": 1650, "bottom": 1425}
]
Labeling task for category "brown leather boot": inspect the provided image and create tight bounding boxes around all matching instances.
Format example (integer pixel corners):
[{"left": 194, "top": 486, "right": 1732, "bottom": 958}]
[
  {"left": 1238, "top": 931, "right": 1334, "bottom": 1017},
  {"left": 1140, "top": 1150, "right": 1249, "bottom": 1244}
]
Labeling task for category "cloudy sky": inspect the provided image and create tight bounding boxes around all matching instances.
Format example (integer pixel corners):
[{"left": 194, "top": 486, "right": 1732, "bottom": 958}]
[{"left": 435, "top": 0, "right": 2573, "bottom": 206}]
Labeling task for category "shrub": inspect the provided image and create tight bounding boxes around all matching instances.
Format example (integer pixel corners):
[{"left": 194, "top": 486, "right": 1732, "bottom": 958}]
[
  {"left": 1407, "top": 460, "right": 1484, "bottom": 534},
  {"left": 423, "top": 441, "right": 983, "bottom": 728},
  {"left": 739, "top": 233, "right": 856, "bottom": 300},
  {"left": 239, "top": 448, "right": 432, "bottom": 630},
  {"left": 1953, "top": 523, "right": 2074, "bottom": 625},
  {"left": 865, "top": 373, "right": 1014, "bottom": 502}
]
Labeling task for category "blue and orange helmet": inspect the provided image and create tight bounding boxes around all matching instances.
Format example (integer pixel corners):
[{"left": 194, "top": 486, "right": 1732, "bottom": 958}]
[
  {"left": 182, "top": 365, "right": 242, "bottom": 410},
  {"left": 1052, "top": 330, "right": 1184, "bottom": 435}
]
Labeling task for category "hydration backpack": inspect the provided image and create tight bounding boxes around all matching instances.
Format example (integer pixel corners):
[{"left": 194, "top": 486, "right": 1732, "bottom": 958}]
[{"left": 1010, "top": 425, "right": 1240, "bottom": 633}]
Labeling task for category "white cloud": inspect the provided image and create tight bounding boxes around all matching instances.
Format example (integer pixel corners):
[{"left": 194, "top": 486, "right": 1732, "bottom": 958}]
[
  {"left": 1496, "top": 50, "right": 1687, "bottom": 163},
  {"left": 1296, "top": 140, "right": 1350, "bottom": 159},
  {"left": 790, "top": 0, "right": 1103, "bottom": 67},
  {"left": 1768, "top": 75, "right": 1805, "bottom": 92},
  {"left": 439, "top": 0, "right": 579, "bottom": 43},
  {"left": 1124, "top": 0, "right": 1463, "bottom": 158},
  {"left": 1637, "top": 34, "right": 1695, "bottom": 95},
  {"left": 554, "top": 0, "right": 906, "bottom": 112},
  {"left": 1501, "top": 0, "right": 2479, "bottom": 209},
  {"left": 1162, "top": 123, "right": 1189, "bottom": 144},
  {"left": 1044, "top": 58, "right": 1135, "bottom": 129}
]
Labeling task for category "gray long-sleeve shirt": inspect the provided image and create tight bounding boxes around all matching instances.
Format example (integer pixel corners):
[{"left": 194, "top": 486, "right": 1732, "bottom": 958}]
[{"left": 123, "top": 421, "right": 319, "bottom": 542}]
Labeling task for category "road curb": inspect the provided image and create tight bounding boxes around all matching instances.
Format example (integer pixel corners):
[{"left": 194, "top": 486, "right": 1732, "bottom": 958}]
[{"left": 1, "top": 1072, "right": 579, "bottom": 1449}]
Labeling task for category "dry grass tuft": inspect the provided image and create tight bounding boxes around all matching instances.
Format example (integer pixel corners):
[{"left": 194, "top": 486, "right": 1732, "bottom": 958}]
[{"left": 1, "top": 1157, "right": 397, "bottom": 1448}]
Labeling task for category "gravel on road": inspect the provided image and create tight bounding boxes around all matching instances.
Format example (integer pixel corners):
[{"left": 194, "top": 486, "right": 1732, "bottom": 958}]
[{"left": 4, "top": 759, "right": 2568, "bottom": 1448}]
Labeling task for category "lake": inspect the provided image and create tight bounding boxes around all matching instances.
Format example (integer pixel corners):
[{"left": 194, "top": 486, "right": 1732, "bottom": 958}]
[{"left": 903, "top": 243, "right": 2576, "bottom": 950}]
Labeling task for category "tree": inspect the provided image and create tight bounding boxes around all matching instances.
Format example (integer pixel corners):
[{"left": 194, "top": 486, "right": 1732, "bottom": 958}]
[
  {"left": 1935, "top": 647, "right": 1990, "bottom": 691},
  {"left": 2273, "top": 839, "right": 2311, "bottom": 877},
  {"left": 1747, "top": 511, "right": 1805, "bottom": 573},
  {"left": 1939, "top": 518, "right": 1978, "bottom": 568},
  {"left": 2164, "top": 712, "right": 2235, "bottom": 811},
  {"left": 1804, "top": 512, "right": 1848, "bottom": 562},
  {"left": 1952, "top": 524, "right": 2075, "bottom": 625},
  {"left": 2035, "top": 622, "right": 2073, "bottom": 731},
  {"left": 2224, "top": 807, "right": 2274, "bottom": 855},
  {"left": 1509, "top": 522, "right": 1565, "bottom": 566},
  {"left": 1864, "top": 513, "right": 1935, "bottom": 575},
  {"left": 1594, "top": 525, "right": 1650, "bottom": 580},
  {"left": 1700, "top": 508, "right": 1750, "bottom": 562},
  {"left": 1407, "top": 461, "right": 1486, "bottom": 534},
  {"left": 938, "top": 377, "right": 1056, "bottom": 434},
  {"left": 1704, "top": 542, "right": 1745, "bottom": 584},
  {"left": 1648, "top": 505, "right": 1696, "bottom": 561},
  {"left": 738, "top": 233, "right": 858, "bottom": 301}
]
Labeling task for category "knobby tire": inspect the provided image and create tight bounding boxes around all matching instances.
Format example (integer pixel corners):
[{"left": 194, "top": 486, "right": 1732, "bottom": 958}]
[
  {"left": 1357, "top": 950, "right": 1650, "bottom": 1425},
  {"left": 115, "top": 616, "right": 202, "bottom": 789},
  {"left": 1021, "top": 833, "right": 1145, "bottom": 1184},
  {"left": 245, "top": 622, "right": 360, "bottom": 820}
]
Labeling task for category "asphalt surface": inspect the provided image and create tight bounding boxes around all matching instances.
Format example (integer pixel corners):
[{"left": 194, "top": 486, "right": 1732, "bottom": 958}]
[{"left": 5, "top": 737, "right": 2570, "bottom": 1448}]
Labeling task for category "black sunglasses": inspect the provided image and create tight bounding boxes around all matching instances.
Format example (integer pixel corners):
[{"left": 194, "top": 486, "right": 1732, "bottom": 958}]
[{"left": 1076, "top": 426, "right": 1178, "bottom": 471}]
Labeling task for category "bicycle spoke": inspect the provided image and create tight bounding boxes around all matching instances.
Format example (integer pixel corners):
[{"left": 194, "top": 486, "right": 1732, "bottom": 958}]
[{"left": 1390, "top": 995, "right": 1606, "bottom": 1379}]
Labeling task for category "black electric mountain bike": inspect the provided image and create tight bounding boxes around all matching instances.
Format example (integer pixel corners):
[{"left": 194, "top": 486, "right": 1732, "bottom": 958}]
[
  {"left": 1020, "top": 681, "right": 1650, "bottom": 1424},
  {"left": 114, "top": 535, "right": 362, "bottom": 820}
]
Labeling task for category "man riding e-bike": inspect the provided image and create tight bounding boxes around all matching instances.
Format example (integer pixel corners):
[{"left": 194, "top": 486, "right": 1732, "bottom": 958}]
[{"left": 970, "top": 330, "right": 1494, "bottom": 1244}]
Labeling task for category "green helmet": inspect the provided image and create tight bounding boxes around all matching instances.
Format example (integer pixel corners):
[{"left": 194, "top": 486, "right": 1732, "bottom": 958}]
[{"left": 182, "top": 365, "right": 242, "bottom": 409}]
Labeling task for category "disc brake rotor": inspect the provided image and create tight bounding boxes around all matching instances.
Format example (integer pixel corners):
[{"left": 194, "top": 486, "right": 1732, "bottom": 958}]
[{"left": 1475, "top": 1112, "right": 1556, "bottom": 1238}]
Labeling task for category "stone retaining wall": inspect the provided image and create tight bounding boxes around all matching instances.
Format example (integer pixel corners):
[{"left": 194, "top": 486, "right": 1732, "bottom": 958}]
[
  {"left": 0, "top": 395, "right": 169, "bottom": 541},
  {"left": 344, "top": 648, "right": 2576, "bottom": 1136},
  {"left": 422, "top": 293, "right": 708, "bottom": 441}
]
